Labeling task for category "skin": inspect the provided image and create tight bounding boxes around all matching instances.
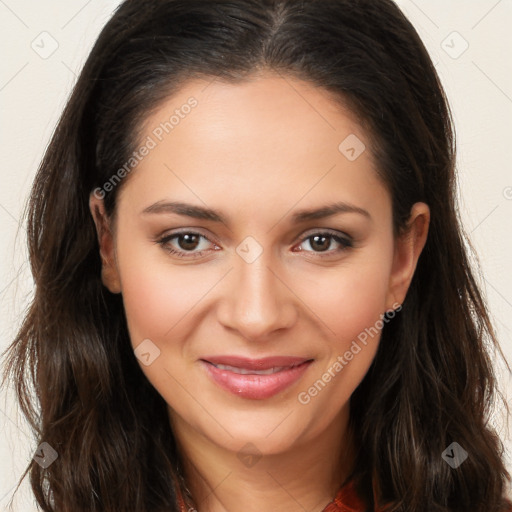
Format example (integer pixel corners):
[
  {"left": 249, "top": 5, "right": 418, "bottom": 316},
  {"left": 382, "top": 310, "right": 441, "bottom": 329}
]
[{"left": 90, "top": 72, "right": 429, "bottom": 512}]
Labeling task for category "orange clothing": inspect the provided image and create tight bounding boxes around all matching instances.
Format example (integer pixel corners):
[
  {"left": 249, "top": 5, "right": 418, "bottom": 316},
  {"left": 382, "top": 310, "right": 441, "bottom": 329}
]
[
  {"left": 175, "top": 478, "right": 374, "bottom": 511},
  {"left": 322, "top": 479, "right": 369, "bottom": 512},
  {"left": 175, "top": 478, "right": 512, "bottom": 511}
]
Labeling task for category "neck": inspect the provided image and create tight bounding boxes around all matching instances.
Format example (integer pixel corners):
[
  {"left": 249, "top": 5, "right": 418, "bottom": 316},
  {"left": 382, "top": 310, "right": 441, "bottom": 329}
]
[{"left": 169, "top": 404, "right": 355, "bottom": 512}]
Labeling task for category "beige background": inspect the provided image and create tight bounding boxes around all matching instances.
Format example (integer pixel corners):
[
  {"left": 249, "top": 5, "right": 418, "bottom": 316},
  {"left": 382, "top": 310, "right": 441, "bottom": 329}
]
[{"left": 1, "top": 0, "right": 511, "bottom": 509}]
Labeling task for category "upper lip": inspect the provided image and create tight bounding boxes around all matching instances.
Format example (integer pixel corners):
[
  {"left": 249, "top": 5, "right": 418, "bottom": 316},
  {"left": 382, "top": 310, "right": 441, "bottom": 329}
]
[{"left": 201, "top": 355, "right": 313, "bottom": 371}]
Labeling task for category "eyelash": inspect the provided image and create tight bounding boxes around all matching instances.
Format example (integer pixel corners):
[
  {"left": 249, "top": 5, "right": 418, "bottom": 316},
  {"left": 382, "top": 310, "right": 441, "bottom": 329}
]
[{"left": 156, "top": 229, "right": 354, "bottom": 260}]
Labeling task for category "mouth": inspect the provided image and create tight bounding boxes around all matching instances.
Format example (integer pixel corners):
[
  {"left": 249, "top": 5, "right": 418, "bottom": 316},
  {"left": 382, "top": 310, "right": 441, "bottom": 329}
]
[
  {"left": 199, "top": 355, "right": 314, "bottom": 400},
  {"left": 207, "top": 363, "right": 299, "bottom": 375}
]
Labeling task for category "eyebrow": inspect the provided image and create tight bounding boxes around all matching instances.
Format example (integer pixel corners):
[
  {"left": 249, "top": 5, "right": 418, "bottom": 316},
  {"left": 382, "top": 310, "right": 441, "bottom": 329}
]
[{"left": 141, "top": 200, "right": 371, "bottom": 224}]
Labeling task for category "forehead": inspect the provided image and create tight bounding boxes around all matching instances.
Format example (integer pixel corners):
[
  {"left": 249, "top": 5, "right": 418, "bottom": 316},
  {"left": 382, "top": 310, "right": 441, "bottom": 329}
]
[
  {"left": 139, "top": 72, "right": 367, "bottom": 163},
  {"left": 117, "top": 73, "right": 389, "bottom": 225}
]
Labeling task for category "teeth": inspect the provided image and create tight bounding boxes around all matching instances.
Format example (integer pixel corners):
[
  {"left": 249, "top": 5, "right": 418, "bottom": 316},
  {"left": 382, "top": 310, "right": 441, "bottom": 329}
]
[{"left": 212, "top": 363, "right": 288, "bottom": 375}]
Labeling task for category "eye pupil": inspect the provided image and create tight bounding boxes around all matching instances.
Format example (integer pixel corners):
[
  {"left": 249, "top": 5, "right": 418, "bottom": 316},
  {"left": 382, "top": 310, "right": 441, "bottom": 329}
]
[
  {"left": 178, "top": 233, "right": 200, "bottom": 251},
  {"left": 310, "top": 235, "right": 330, "bottom": 252}
]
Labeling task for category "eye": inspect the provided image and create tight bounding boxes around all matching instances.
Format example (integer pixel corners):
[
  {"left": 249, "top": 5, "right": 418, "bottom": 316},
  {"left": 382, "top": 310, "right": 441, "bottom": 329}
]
[
  {"left": 157, "top": 231, "right": 218, "bottom": 259},
  {"left": 156, "top": 229, "right": 353, "bottom": 260},
  {"left": 294, "top": 230, "right": 353, "bottom": 257}
]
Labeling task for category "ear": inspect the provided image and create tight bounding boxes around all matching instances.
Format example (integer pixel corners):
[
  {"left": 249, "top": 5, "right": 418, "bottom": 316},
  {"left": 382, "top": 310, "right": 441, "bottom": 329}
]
[
  {"left": 89, "top": 193, "right": 122, "bottom": 294},
  {"left": 385, "top": 202, "right": 430, "bottom": 310}
]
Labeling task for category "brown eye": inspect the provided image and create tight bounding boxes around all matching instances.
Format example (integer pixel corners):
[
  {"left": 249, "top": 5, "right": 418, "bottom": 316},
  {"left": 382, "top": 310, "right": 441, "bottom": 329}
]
[
  {"left": 309, "top": 235, "right": 331, "bottom": 252},
  {"left": 157, "top": 231, "right": 216, "bottom": 259},
  {"left": 176, "top": 233, "right": 201, "bottom": 251},
  {"left": 296, "top": 231, "right": 353, "bottom": 256}
]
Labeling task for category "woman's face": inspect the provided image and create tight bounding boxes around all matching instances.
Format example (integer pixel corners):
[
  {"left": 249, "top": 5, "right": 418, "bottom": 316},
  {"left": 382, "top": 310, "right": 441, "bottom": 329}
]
[{"left": 91, "top": 73, "right": 427, "bottom": 457}]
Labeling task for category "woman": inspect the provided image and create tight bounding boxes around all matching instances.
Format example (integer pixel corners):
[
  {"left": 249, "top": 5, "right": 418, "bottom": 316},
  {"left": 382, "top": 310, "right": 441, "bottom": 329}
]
[{"left": 2, "top": 0, "right": 511, "bottom": 510}]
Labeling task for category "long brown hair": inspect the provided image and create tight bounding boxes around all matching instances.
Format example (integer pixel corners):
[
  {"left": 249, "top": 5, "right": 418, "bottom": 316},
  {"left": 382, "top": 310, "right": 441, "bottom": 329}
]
[{"left": 2, "top": 0, "right": 511, "bottom": 510}]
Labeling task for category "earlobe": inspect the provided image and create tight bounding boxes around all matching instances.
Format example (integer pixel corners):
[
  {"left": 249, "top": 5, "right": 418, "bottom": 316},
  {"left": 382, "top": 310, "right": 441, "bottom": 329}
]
[
  {"left": 386, "top": 202, "right": 430, "bottom": 309},
  {"left": 89, "top": 193, "right": 122, "bottom": 294}
]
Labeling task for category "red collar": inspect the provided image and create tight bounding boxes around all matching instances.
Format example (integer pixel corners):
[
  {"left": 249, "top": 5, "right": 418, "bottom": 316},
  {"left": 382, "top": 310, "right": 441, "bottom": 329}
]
[
  {"left": 176, "top": 478, "right": 374, "bottom": 511},
  {"left": 322, "top": 479, "right": 368, "bottom": 511}
]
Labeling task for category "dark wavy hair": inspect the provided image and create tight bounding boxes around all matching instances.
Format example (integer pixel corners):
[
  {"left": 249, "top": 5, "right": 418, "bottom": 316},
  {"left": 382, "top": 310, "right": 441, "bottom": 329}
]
[{"left": 2, "top": 0, "right": 511, "bottom": 510}]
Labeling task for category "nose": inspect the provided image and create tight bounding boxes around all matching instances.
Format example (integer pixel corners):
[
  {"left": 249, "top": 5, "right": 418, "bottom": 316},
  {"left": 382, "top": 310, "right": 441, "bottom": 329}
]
[{"left": 217, "top": 253, "right": 297, "bottom": 342}]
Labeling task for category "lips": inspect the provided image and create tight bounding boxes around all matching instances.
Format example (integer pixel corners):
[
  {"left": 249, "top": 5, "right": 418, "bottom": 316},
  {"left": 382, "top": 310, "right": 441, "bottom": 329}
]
[
  {"left": 203, "top": 355, "right": 309, "bottom": 371},
  {"left": 200, "top": 355, "right": 313, "bottom": 400}
]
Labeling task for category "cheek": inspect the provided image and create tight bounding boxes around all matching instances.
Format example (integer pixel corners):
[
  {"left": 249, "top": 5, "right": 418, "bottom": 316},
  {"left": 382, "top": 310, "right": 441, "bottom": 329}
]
[
  {"left": 334, "top": 266, "right": 389, "bottom": 345},
  {"left": 302, "top": 251, "right": 392, "bottom": 349},
  {"left": 292, "top": 248, "right": 393, "bottom": 409},
  {"left": 116, "top": 239, "right": 214, "bottom": 345},
  {"left": 116, "top": 245, "right": 211, "bottom": 405},
  {"left": 121, "top": 271, "right": 179, "bottom": 344}
]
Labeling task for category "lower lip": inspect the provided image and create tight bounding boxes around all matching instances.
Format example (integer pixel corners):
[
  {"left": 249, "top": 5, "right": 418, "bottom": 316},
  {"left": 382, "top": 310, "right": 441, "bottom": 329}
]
[{"left": 200, "top": 360, "right": 313, "bottom": 400}]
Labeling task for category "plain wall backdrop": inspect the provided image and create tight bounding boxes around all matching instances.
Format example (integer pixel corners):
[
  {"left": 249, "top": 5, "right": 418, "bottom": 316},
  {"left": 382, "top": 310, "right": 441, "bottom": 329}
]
[{"left": 1, "top": 0, "right": 511, "bottom": 509}]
